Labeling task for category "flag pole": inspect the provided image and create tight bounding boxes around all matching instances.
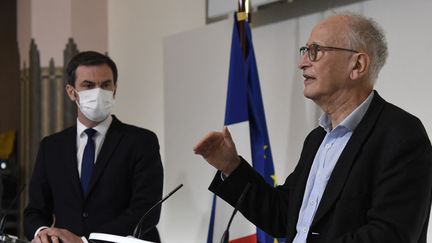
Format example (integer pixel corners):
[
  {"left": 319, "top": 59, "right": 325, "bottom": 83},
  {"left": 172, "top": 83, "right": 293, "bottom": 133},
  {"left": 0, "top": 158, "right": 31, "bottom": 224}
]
[{"left": 236, "top": 0, "right": 251, "bottom": 58}]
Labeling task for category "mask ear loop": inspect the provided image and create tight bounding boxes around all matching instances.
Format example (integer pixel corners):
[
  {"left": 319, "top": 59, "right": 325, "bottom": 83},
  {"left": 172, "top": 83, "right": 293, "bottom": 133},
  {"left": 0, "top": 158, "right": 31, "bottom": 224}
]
[{"left": 73, "top": 88, "right": 81, "bottom": 107}]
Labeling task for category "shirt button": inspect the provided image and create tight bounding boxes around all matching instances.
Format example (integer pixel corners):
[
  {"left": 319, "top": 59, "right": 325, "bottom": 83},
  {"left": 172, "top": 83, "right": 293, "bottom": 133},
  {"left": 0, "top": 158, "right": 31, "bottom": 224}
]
[
  {"left": 82, "top": 212, "right": 88, "bottom": 218},
  {"left": 310, "top": 200, "right": 315, "bottom": 205},
  {"left": 325, "top": 144, "right": 331, "bottom": 149},
  {"left": 302, "top": 228, "right": 307, "bottom": 233}
]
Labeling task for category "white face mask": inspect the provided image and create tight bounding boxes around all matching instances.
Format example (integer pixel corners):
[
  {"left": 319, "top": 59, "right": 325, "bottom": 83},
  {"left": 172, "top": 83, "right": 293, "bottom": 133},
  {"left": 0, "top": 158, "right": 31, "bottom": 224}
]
[{"left": 75, "top": 88, "right": 115, "bottom": 122}]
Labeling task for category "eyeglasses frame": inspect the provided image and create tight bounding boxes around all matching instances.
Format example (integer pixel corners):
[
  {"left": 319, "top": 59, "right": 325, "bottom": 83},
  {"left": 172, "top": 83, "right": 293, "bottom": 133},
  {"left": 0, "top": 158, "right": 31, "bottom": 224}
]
[{"left": 299, "top": 43, "right": 359, "bottom": 62}]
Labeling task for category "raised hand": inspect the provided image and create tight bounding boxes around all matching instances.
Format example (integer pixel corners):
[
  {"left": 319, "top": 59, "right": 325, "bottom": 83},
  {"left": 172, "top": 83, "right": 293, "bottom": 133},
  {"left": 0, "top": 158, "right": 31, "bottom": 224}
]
[{"left": 194, "top": 127, "right": 241, "bottom": 175}]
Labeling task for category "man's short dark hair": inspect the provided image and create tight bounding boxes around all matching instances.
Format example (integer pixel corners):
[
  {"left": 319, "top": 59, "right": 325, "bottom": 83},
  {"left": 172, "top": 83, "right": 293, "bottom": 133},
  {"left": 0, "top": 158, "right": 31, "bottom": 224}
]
[{"left": 66, "top": 51, "right": 118, "bottom": 87}]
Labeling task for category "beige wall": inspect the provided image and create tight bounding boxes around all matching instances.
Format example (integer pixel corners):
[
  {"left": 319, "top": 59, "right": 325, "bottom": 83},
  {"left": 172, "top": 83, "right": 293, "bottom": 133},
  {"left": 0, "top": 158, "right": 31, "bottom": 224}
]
[
  {"left": 71, "top": 0, "right": 108, "bottom": 54},
  {"left": 17, "top": 0, "right": 31, "bottom": 69},
  {"left": 17, "top": 0, "right": 107, "bottom": 67},
  {"left": 31, "top": 0, "right": 71, "bottom": 65}
]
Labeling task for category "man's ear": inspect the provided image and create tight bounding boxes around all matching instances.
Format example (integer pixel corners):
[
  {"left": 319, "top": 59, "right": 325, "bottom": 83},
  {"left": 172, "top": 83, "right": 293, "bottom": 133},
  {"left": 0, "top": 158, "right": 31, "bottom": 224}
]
[
  {"left": 350, "top": 53, "right": 370, "bottom": 80},
  {"left": 65, "top": 84, "right": 77, "bottom": 102}
]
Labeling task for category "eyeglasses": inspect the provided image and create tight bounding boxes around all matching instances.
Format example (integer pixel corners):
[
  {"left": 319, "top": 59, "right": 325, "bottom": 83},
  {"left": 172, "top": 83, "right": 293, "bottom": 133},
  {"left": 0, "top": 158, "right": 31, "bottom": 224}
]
[{"left": 299, "top": 44, "right": 359, "bottom": 62}]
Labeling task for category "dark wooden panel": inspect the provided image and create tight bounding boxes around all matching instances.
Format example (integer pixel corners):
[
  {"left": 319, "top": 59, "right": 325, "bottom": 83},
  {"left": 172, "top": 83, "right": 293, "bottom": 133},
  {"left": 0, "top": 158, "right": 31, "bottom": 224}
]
[{"left": 0, "top": 0, "right": 20, "bottom": 133}]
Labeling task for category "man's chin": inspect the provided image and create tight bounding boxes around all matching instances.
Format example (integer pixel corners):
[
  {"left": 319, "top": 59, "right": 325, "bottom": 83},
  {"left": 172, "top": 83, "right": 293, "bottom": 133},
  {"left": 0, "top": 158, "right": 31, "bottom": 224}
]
[{"left": 303, "top": 88, "right": 315, "bottom": 100}]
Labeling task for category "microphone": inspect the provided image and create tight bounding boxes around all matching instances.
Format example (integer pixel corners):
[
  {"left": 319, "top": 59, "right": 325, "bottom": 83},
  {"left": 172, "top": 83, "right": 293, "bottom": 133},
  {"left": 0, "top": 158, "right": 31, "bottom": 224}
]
[
  {"left": 220, "top": 183, "right": 251, "bottom": 243},
  {"left": 132, "top": 184, "right": 183, "bottom": 239},
  {"left": 0, "top": 184, "right": 26, "bottom": 235}
]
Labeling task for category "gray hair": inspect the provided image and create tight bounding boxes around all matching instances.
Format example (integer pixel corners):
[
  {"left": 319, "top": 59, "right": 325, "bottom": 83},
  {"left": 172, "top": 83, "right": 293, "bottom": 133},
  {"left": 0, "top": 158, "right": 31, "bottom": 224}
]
[{"left": 333, "top": 12, "right": 388, "bottom": 83}]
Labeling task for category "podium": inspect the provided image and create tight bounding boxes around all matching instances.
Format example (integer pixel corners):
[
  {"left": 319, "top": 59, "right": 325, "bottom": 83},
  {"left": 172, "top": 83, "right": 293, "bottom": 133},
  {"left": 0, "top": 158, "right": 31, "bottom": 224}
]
[{"left": 89, "top": 233, "right": 154, "bottom": 243}]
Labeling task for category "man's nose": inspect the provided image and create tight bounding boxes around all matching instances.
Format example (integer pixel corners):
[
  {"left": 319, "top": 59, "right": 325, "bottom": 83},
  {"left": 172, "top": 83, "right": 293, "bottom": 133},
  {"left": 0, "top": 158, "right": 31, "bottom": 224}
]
[{"left": 298, "top": 53, "right": 310, "bottom": 70}]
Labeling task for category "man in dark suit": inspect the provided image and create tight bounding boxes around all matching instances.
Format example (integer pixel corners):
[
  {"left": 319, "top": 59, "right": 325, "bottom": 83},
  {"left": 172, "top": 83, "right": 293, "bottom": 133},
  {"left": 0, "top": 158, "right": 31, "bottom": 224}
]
[
  {"left": 194, "top": 13, "right": 432, "bottom": 243},
  {"left": 24, "top": 51, "right": 163, "bottom": 243}
]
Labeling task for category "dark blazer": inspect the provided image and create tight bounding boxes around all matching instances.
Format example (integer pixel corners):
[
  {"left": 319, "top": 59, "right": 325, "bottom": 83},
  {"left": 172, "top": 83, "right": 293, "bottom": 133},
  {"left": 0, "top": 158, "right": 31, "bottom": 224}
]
[
  {"left": 210, "top": 91, "right": 432, "bottom": 243},
  {"left": 24, "top": 116, "right": 164, "bottom": 242}
]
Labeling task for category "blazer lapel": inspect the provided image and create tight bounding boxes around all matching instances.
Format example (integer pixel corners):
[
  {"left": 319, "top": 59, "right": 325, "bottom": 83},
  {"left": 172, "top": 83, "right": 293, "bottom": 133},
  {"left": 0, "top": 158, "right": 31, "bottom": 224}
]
[
  {"left": 312, "top": 91, "right": 386, "bottom": 224},
  {"left": 86, "top": 116, "right": 123, "bottom": 197},
  {"left": 287, "top": 128, "right": 326, "bottom": 238},
  {"left": 294, "top": 128, "right": 327, "bottom": 206},
  {"left": 63, "top": 126, "right": 84, "bottom": 200}
]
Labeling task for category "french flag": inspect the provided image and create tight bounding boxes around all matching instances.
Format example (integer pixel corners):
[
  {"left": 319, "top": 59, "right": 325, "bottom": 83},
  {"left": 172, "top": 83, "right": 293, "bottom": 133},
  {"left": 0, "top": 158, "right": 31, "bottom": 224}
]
[{"left": 206, "top": 13, "right": 278, "bottom": 243}]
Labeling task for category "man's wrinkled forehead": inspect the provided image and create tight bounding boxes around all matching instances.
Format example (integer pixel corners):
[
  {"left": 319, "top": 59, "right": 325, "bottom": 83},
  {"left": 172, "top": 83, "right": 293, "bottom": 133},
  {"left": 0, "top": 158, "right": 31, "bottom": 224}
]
[{"left": 308, "top": 16, "right": 349, "bottom": 45}]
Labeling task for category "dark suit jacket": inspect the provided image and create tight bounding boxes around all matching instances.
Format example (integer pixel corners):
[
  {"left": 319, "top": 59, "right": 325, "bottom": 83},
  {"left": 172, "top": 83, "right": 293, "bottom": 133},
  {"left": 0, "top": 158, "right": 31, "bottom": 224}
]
[
  {"left": 24, "top": 116, "right": 164, "bottom": 242},
  {"left": 210, "top": 91, "right": 432, "bottom": 243}
]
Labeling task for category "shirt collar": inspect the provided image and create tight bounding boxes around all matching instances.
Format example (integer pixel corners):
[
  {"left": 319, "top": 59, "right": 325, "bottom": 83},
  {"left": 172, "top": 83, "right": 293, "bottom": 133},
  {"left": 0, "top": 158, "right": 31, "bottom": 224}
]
[
  {"left": 319, "top": 91, "right": 374, "bottom": 133},
  {"left": 77, "top": 115, "right": 113, "bottom": 138}
]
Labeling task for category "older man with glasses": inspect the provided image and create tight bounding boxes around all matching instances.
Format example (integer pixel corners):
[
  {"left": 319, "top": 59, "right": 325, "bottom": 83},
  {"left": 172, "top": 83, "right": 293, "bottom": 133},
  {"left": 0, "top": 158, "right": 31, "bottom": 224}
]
[{"left": 194, "top": 12, "right": 432, "bottom": 243}]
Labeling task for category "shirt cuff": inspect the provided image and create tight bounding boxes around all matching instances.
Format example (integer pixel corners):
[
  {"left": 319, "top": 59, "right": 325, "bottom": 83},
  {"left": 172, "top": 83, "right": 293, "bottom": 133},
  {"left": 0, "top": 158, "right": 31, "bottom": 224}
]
[
  {"left": 34, "top": 226, "right": 49, "bottom": 239},
  {"left": 81, "top": 236, "right": 89, "bottom": 243}
]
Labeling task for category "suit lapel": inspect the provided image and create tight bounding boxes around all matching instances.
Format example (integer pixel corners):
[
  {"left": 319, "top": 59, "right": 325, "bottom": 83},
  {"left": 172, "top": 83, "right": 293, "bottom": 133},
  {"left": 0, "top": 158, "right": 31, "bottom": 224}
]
[
  {"left": 312, "top": 91, "right": 386, "bottom": 224},
  {"left": 294, "top": 128, "right": 327, "bottom": 203},
  {"left": 287, "top": 128, "right": 326, "bottom": 238},
  {"left": 63, "top": 126, "right": 84, "bottom": 200},
  {"left": 86, "top": 116, "right": 123, "bottom": 197}
]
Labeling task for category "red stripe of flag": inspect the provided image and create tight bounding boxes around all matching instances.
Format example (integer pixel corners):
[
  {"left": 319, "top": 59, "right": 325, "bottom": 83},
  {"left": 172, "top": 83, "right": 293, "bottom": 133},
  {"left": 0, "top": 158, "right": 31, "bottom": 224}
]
[{"left": 229, "top": 234, "right": 257, "bottom": 243}]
